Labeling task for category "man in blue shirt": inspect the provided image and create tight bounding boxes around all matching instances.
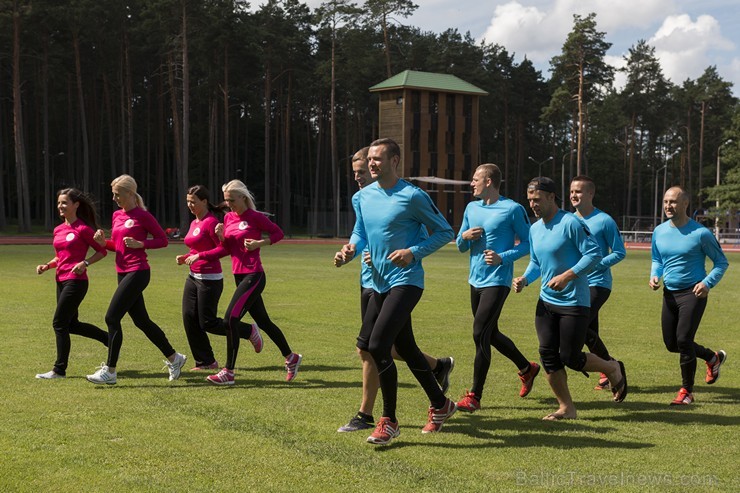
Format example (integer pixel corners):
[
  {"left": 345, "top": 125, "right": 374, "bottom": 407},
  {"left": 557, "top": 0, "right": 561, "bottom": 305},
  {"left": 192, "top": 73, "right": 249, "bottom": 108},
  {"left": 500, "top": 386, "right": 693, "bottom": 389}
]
[
  {"left": 513, "top": 177, "right": 627, "bottom": 420},
  {"left": 570, "top": 175, "right": 626, "bottom": 390},
  {"left": 334, "top": 147, "right": 454, "bottom": 433},
  {"left": 455, "top": 163, "right": 540, "bottom": 413},
  {"left": 337, "top": 138, "right": 457, "bottom": 444},
  {"left": 650, "top": 186, "right": 728, "bottom": 406}
]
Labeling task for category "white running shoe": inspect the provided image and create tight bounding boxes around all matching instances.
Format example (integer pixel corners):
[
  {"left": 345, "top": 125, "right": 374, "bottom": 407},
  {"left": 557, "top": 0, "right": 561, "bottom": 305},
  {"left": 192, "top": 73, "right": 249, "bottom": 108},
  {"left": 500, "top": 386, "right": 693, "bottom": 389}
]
[
  {"left": 35, "top": 370, "right": 65, "bottom": 380},
  {"left": 165, "top": 353, "right": 187, "bottom": 381},
  {"left": 86, "top": 363, "right": 117, "bottom": 385}
]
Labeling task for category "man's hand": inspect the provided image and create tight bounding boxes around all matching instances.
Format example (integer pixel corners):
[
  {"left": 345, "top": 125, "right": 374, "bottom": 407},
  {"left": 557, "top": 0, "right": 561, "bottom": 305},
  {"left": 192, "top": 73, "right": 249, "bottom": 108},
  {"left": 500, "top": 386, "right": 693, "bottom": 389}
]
[
  {"left": 512, "top": 276, "right": 527, "bottom": 293},
  {"left": 461, "top": 227, "right": 484, "bottom": 241},
  {"left": 484, "top": 249, "right": 502, "bottom": 266},
  {"left": 648, "top": 276, "right": 661, "bottom": 290},
  {"left": 388, "top": 249, "right": 414, "bottom": 268},
  {"left": 693, "top": 281, "right": 709, "bottom": 298},
  {"left": 546, "top": 270, "right": 577, "bottom": 291}
]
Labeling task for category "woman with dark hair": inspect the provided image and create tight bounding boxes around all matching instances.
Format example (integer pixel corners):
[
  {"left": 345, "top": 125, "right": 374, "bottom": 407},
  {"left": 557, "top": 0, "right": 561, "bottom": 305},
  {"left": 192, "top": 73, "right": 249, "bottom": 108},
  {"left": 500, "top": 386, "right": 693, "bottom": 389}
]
[
  {"left": 176, "top": 185, "right": 263, "bottom": 370},
  {"left": 204, "top": 179, "right": 301, "bottom": 386},
  {"left": 86, "top": 174, "right": 186, "bottom": 384},
  {"left": 35, "top": 188, "right": 109, "bottom": 379}
]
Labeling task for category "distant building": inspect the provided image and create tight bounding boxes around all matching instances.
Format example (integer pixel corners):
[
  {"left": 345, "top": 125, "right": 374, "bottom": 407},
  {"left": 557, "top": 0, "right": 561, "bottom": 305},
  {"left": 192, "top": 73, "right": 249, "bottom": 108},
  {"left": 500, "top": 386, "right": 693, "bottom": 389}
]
[{"left": 370, "top": 70, "right": 488, "bottom": 229}]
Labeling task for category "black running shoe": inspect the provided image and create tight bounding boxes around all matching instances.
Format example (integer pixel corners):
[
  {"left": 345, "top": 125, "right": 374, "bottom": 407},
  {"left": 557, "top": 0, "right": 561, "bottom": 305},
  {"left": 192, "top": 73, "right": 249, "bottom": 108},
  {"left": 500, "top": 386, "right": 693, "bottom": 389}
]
[
  {"left": 337, "top": 414, "right": 374, "bottom": 433},
  {"left": 434, "top": 357, "right": 455, "bottom": 394}
]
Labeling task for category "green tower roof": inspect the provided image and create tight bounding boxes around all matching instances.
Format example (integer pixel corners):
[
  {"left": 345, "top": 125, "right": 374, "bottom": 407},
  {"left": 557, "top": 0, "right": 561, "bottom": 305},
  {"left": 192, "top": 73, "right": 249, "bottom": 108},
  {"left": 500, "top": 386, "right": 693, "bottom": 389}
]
[{"left": 369, "top": 70, "right": 488, "bottom": 96}]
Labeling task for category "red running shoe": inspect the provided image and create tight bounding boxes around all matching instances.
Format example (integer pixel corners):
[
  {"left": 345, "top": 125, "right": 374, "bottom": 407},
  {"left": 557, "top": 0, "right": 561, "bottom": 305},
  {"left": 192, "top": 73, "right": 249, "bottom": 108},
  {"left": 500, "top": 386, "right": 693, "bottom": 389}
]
[
  {"left": 518, "top": 362, "right": 540, "bottom": 397},
  {"left": 366, "top": 417, "right": 400, "bottom": 445},
  {"left": 705, "top": 350, "right": 726, "bottom": 385},
  {"left": 670, "top": 387, "right": 694, "bottom": 406},
  {"left": 456, "top": 391, "right": 481, "bottom": 413},
  {"left": 422, "top": 398, "right": 457, "bottom": 433}
]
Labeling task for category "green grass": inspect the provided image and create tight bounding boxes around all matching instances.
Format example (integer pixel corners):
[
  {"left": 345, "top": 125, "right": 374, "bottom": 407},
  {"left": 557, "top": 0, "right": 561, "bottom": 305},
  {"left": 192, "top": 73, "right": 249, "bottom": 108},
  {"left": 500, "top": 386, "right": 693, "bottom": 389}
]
[{"left": 1, "top": 244, "right": 738, "bottom": 492}]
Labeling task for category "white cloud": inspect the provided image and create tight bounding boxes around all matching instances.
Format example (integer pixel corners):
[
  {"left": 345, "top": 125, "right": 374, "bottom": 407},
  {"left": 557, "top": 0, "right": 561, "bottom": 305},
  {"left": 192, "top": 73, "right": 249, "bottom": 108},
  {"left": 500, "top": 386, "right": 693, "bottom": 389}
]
[{"left": 649, "top": 14, "right": 735, "bottom": 83}]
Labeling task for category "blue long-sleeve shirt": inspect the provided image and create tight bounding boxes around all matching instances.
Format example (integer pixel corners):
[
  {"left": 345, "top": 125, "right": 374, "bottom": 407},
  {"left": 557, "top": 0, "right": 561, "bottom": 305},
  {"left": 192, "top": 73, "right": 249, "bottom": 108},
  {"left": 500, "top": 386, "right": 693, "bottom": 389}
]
[
  {"left": 651, "top": 219, "right": 728, "bottom": 291},
  {"left": 579, "top": 208, "right": 626, "bottom": 289},
  {"left": 349, "top": 179, "right": 454, "bottom": 293},
  {"left": 456, "top": 197, "right": 530, "bottom": 288},
  {"left": 522, "top": 210, "right": 602, "bottom": 307},
  {"left": 350, "top": 192, "right": 373, "bottom": 289}
]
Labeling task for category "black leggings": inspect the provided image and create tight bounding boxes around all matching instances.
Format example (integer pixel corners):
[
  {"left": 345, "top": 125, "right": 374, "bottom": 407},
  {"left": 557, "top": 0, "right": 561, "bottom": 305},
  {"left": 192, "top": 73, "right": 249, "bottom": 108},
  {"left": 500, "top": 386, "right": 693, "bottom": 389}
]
[
  {"left": 534, "top": 300, "right": 589, "bottom": 374},
  {"left": 223, "top": 273, "right": 291, "bottom": 370},
  {"left": 52, "top": 280, "right": 108, "bottom": 375},
  {"left": 355, "top": 287, "right": 375, "bottom": 351},
  {"left": 584, "top": 286, "right": 612, "bottom": 361},
  {"left": 662, "top": 288, "right": 714, "bottom": 392},
  {"left": 469, "top": 285, "right": 529, "bottom": 398},
  {"left": 105, "top": 270, "right": 175, "bottom": 367},
  {"left": 365, "top": 286, "right": 445, "bottom": 421}
]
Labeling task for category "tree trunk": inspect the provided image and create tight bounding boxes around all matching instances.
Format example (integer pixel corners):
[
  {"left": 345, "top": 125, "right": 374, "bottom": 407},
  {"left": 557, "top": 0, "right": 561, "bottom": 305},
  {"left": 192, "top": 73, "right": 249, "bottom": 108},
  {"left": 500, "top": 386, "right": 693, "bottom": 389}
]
[
  {"left": 42, "top": 37, "right": 51, "bottom": 230},
  {"left": 124, "top": 30, "right": 134, "bottom": 175},
  {"left": 626, "top": 112, "right": 636, "bottom": 218},
  {"left": 264, "top": 55, "right": 272, "bottom": 211},
  {"left": 180, "top": 1, "right": 190, "bottom": 232},
  {"left": 331, "top": 26, "right": 339, "bottom": 236},
  {"left": 576, "top": 61, "right": 584, "bottom": 176},
  {"left": 12, "top": 2, "right": 31, "bottom": 232},
  {"left": 381, "top": 11, "right": 391, "bottom": 77},
  {"left": 223, "top": 45, "right": 231, "bottom": 181},
  {"left": 698, "top": 100, "right": 705, "bottom": 209},
  {"left": 72, "top": 32, "right": 90, "bottom": 191},
  {"left": 167, "top": 52, "right": 183, "bottom": 223}
]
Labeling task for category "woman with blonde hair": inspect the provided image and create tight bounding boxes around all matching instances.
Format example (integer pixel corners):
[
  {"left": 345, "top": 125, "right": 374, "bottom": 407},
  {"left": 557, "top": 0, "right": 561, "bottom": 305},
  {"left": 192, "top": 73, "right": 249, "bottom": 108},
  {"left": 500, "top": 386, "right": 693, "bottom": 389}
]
[
  {"left": 176, "top": 185, "right": 263, "bottom": 370},
  {"left": 87, "top": 174, "right": 186, "bottom": 384},
  {"left": 35, "top": 188, "right": 109, "bottom": 379},
  {"left": 205, "top": 179, "right": 301, "bottom": 385}
]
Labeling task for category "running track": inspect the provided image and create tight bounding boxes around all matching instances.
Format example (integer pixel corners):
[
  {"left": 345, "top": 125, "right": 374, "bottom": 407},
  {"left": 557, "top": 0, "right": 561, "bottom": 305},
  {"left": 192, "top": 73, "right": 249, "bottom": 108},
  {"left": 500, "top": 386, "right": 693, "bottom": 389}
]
[{"left": 2, "top": 236, "right": 739, "bottom": 252}]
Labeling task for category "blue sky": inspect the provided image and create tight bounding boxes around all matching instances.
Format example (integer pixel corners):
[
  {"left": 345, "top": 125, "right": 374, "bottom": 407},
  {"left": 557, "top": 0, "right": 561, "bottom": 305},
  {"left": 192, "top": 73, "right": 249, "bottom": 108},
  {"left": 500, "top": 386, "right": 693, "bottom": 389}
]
[{"left": 295, "top": 0, "right": 739, "bottom": 93}]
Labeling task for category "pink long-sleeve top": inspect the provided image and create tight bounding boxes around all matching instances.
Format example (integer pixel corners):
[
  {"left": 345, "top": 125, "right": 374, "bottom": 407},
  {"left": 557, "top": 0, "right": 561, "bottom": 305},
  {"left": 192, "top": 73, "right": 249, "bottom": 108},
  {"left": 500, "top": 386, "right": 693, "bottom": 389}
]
[
  {"left": 106, "top": 207, "right": 168, "bottom": 273},
  {"left": 201, "top": 209, "right": 283, "bottom": 275},
  {"left": 53, "top": 219, "right": 107, "bottom": 281},
  {"left": 183, "top": 212, "right": 224, "bottom": 275}
]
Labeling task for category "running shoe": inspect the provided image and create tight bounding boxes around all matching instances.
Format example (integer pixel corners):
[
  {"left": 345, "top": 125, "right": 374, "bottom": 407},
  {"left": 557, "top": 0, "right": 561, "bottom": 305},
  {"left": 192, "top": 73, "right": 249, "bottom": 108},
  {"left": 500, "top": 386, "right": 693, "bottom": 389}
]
[
  {"left": 249, "top": 323, "right": 263, "bottom": 353},
  {"left": 456, "top": 391, "right": 481, "bottom": 413},
  {"left": 284, "top": 353, "right": 302, "bottom": 381},
  {"left": 434, "top": 356, "right": 455, "bottom": 394},
  {"left": 165, "top": 352, "right": 187, "bottom": 381},
  {"left": 518, "top": 361, "right": 540, "bottom": 397},
  {"left": 35, "top": 370, "right": 64, "bottom": 380},
  {"left": 338, "top": 413, "right": 374, "bottom": 433},
  {"left": 705, "top": 350, "right": 727, "bottom": 385},
  {"left": 422, "top": 398, "right": 457, "bottom": 433},
  {"left": 594, "top": 372, "right": 610, "bottom": 390},
  {"left": 366, "top": 417, "right": 400, "bottom": 445},
  {"left": 191, "top": 361, "right": 219, "bottom": 371},
  {"left": 86, "top": 363, "right": 117, "bottom": 385},
  {"left": 206, "top": 367, "right": 235, "bottom": 386},
  {"left": 670, "top": 387, "right": 694, "bottom": 406}
]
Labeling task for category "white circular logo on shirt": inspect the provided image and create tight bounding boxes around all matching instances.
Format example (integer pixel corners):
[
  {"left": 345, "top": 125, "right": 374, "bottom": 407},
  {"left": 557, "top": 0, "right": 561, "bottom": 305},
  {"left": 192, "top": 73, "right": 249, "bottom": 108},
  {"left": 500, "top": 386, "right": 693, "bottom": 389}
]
[
  {"left": 193, "top": 227, "right": 201, "bottom": 237},
  {"left": 65, "top": 232, "right": 75, "bottom": 242},
  {"left": 124, "top": 219, "right": 135, "bottom": 228},
  {"left": 238, "top": 221, "right": 249, "bottom": 230}
]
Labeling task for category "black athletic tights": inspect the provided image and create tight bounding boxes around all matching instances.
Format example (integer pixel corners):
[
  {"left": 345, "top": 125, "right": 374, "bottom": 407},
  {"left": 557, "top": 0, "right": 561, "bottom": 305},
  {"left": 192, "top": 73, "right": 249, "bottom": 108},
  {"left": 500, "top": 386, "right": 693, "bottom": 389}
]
[
  {"left": 105, "top": 270, "right": 175, "bottom": 367},
  {"left": 52, "top": 280, "right": 108, "bottom": 375},
  {"left": 365, "top": 286, "right": 445, "bottom": 422},
  {"left": 662, "top": 288, "right": 714, "bottom": 392}
]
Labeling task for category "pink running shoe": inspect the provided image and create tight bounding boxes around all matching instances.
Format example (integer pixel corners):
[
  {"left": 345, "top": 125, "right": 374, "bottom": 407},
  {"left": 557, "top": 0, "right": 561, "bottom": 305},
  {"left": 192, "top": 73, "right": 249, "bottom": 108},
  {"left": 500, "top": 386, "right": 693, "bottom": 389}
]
[
  {"left": 206, "top": 367, "right": 235, "bottom": 386},
  {"left": 284, "top": 353, "right": 302, "bottom": 381},
  {"left": 422, "top": 398, "right": 457, "bottom": 433},
  {"left": 249, "top": 323, "right": 263, "bottom": 353}
]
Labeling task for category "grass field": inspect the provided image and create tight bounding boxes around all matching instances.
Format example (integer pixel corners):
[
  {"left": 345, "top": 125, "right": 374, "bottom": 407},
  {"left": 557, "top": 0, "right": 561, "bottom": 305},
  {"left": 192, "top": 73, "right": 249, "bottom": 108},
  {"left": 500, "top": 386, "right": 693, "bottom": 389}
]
[{"left": 1, "top": 243, "right": 738, "bottom": 492}]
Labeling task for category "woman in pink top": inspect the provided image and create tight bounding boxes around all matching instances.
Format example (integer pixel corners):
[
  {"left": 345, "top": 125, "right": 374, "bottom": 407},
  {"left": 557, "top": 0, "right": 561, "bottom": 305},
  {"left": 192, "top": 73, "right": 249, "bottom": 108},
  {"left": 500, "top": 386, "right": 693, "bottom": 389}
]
[
  {"left": 86, "top": 174, "right": 186, "bottom": 385},
  {"left": 204, "top": 179, "right": 301, "bottom": 385},
  {"left": 35, "top": 188, "right": 109, "bottom": 379},
  {"left": 176, "top": 185, "right": 263, "bottom": 370}
]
